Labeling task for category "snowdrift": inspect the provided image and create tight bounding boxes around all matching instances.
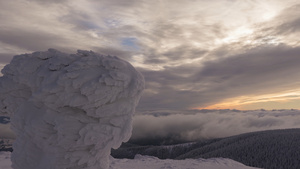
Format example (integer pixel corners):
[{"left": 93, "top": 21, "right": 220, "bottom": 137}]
[
  {"left": 0, "top": 49, "right": 144, "bottom": 169},
  {"left": 0, "top": 152, "right": 261, "bottom": 169}
]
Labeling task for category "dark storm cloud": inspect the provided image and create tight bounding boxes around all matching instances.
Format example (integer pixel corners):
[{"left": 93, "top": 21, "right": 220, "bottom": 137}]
[
  {"left": 141, "top": 45, "right": 208, "bottom": 65},
  {"left": 137, "top": 65, "right": 201, "bottom": 110},
  {"left": 60, "top": 12, "right": 102, "bottom": 31},
  {"left": 92, "top": 46, "right": 140, "bottom": 61},
  {"left": 134, "top": 3, "right": 300, "bottom": 110},
  {"left": 274, "top": 4, "right": 300, "bottom": 34},
  {"left": 197, "top": 45, "right": 300, "bottom": 82},
  {"left": 276, "top": 17, "right": 300, "bottom": 35},
  {"left": 138, "top": 22, "right": 224, "bottom": 64},
  {"left": 250, "top": 3, "right": 300, "bottom": 44},
  {"left": 131, "top": 109, "right": 300, "bottom": 142},
  {"left": 0, "top": 54, "right": 13, "bottom": 64},
  {"left": 163, "top": 46, "right": 207, "bottom": 60},
  {"left": 89, "top": 0, "right": 143, "bottom": 7},
  {"left": 27, "top": 0, "right": 69, "bottom": 5},
  {"left": 137, "top": 44, "right": 300, "bottom": 110},
  {"left": 195, "top": 44, "right": 300, "bottom": 91},
  {"left": 0, "top": 28, "right": 71, "bottom": 52}
]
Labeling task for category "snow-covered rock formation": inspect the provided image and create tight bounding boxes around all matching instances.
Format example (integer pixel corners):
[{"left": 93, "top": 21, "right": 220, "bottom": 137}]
[{"left": 0, "top": 49, "right": 144, "bottom": 169}]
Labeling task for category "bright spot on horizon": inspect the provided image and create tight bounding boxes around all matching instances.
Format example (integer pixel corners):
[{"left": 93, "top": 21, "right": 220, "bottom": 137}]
[{"left": 198, "top": 89, "right": 300, "bottom": 110}]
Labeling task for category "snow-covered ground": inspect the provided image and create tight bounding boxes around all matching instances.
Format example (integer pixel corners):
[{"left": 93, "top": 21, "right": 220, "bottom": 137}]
[
  {"left": 0, "top": 152, "right": 260, "bottom": 169},
  {"left": 0, "top": 152, "right": 11, "bottom": 169}
]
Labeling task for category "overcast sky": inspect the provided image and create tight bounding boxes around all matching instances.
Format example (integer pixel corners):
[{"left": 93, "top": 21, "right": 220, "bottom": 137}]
[{"left": 1, "top": 0, "right": 300, "bottom": 110}]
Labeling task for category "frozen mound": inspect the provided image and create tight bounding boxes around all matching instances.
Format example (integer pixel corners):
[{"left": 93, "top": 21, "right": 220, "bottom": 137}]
[{"left": 0, "top": 49, "right": 144, "bottom": 169}]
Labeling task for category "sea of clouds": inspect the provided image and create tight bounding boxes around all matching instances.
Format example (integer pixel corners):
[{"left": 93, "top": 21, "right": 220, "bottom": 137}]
[
  {"left": 131, "top": 109, "right": 300, "bottom": 143},
  {"left": 2, "top": 109, "right": 300, "bottom": 144}
]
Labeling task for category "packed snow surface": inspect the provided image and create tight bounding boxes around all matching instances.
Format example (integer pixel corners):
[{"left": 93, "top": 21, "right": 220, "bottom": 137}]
[
  {"left": 0, "top": 152, "right": 261, "bottom": 169},
  {"left": 0, "top": 49, "right": 144, "bottom": 169}
]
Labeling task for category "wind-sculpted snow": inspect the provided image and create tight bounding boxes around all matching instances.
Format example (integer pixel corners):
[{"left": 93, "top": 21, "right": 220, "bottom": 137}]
[
  {"left": 0, "top": 152, "right": 261, "bottom": 169},
  {"left": 0, "top": 49, "right": 144, "bottom": 169}
]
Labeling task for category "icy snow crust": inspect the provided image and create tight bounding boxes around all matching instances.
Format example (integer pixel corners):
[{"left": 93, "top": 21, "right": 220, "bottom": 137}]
[
  {"left": 0, "top": 152, "right": 261, "bottom": 169},
  {"left": 0, "top": 49, "right": 144, "bottom": 169},
  {"left": 110, "top": 155, "right": 261, "bottom": 169}
]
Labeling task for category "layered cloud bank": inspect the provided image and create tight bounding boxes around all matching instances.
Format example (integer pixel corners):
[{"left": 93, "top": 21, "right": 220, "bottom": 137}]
[
  {"left": 1, "top": 1, "right": 300, "bottom": 110},
  {"left": 0, "top": 49, "right": 144, "bottom": 169},
  {"left": 1, "top": 109, "right": 300, "bottom": 146},
  {"left": 131, "top": 109, "right": 300, "bottom": 144}
]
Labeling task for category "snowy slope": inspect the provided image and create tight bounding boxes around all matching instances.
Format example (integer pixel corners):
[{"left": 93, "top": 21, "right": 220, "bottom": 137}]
[
  {"left": 113, "top": 128, "right": 300, "bottom": 169},
  {"left": 0, "top": 152, "right": 260, "bottom": 169}
]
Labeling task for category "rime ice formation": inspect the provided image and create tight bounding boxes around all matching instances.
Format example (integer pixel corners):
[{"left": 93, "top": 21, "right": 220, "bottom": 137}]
[{"left": 0, "top": 49, "right": 144, "bottom": 169}]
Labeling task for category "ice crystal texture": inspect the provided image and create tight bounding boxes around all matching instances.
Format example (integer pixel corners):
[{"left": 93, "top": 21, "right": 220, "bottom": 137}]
[{"left": 0, "top": 49, "right": 144, "bottom": 169}]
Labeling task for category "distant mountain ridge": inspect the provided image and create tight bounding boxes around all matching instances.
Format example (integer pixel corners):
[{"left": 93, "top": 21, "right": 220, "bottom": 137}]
[{"left": 112, "top": 128, "right": 300, "bottom": 169}]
